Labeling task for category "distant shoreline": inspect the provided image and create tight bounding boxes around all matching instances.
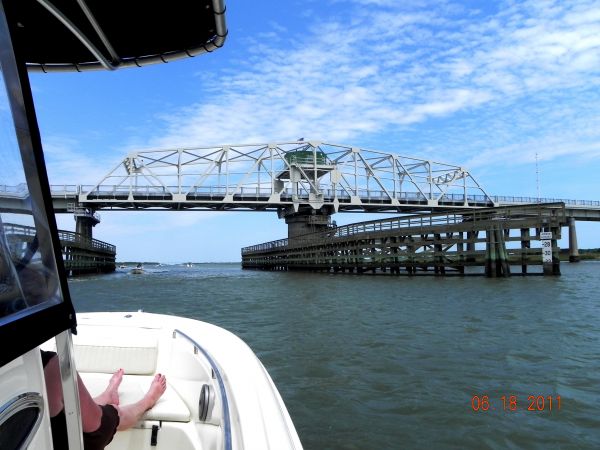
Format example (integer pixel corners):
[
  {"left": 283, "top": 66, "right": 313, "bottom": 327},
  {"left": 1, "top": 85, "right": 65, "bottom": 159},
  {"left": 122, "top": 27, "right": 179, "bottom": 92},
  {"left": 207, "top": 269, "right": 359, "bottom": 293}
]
[
  {"left": 116, "top": 261, "right": 240, "bottom": 265},
  {"left": 559, "top": 249, "right": 600, "bottom": 261}
]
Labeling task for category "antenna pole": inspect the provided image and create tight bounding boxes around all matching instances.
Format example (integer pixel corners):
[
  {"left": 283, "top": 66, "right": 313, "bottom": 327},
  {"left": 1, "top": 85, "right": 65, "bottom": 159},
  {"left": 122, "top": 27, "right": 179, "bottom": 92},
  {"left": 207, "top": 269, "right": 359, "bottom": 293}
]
[{"left": 535, "top": 151, "right": 540, "bottom": 203}]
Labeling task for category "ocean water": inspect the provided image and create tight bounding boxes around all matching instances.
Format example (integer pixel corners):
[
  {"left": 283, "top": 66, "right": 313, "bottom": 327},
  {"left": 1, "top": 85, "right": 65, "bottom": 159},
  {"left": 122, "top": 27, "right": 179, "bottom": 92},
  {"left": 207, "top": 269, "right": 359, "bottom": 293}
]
[{"left": 67, "top": 262, "right": 600, "bottom": 450}]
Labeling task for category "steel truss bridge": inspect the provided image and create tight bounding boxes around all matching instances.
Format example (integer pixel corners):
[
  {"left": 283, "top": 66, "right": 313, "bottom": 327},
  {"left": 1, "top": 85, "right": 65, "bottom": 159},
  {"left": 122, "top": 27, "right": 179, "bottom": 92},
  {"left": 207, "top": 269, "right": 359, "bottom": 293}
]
[
  {"left": 54, "top": 141, "right": 498, "bottom": 213},
  {"left": 2, "top": 141, "right": 598, "bottom": 264},
  {"left": 1, "top": 141, "right": 599, "bottom": 220}
]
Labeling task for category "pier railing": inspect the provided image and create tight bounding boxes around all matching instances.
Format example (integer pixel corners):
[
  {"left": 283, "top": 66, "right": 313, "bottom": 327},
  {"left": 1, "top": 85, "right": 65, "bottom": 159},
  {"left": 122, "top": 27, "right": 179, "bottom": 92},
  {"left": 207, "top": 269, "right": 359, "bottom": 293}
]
[
  {"left": 57, "top": 229, "right": 115, "bottom": 253},
  {"left": 4, "top": 223, "right": 115, "bottom": 254}
]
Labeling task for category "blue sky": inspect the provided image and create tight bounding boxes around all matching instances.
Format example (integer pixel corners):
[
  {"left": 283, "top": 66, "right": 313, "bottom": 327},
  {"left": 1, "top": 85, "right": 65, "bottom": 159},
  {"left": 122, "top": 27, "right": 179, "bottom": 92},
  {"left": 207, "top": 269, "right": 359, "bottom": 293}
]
[{"left": 30, "top": 0, "right": 600, "bottom": 262}]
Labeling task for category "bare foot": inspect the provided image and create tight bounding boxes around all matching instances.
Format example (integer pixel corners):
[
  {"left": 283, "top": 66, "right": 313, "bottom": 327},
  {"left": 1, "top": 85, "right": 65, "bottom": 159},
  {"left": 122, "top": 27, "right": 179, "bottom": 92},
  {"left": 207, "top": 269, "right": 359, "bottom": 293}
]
[
  {"left": 94, "top": 368, "right": 124, "bottom": 405},
  {"left": 143, "top": 373, "right": 167, "bottom": 410}
]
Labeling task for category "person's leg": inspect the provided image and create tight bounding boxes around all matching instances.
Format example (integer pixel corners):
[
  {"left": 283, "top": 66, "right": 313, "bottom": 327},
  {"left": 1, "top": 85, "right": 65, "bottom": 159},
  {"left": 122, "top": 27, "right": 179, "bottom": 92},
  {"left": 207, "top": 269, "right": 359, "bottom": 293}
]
[
  {"left": 43, "top": 354, "right": 103, "bottom": 432},
  {"left": 94, "top": 368, "right": 124, "bottom": 405},
  {"left": 42, "top": 354, "right": 65, "bottom": 417},
  {"left": 115, "top": 373, "right": 167, "bottom": 430},
  {"left": 44, "top": 354, "right": 166, "bottom": 433}
]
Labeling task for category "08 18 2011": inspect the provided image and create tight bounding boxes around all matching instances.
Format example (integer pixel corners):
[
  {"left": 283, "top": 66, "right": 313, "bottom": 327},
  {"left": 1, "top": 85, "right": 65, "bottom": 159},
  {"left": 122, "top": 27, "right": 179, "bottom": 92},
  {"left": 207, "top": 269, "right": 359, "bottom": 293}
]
[{"left": 471, "top": 394, "right": 561, "bottom": 412}]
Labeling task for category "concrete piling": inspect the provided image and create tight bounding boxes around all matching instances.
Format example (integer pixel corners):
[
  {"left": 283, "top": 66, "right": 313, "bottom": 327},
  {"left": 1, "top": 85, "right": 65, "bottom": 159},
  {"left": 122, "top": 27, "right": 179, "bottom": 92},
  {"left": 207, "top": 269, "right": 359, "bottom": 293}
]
[{"left": 568, "top": 217, "right": 580, "bottom": 263}]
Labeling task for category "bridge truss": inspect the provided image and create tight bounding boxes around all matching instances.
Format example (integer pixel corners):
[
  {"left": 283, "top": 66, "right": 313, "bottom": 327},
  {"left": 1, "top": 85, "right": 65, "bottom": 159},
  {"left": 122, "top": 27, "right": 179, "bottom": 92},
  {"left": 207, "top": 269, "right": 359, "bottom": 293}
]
[{"left": 80, "top": 141, "right": 494, "bottom": 213}]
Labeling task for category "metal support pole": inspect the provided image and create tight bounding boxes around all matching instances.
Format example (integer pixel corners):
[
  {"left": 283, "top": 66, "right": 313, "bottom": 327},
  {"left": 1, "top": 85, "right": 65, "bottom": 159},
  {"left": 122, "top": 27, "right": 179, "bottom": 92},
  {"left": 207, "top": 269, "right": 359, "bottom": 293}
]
[{"left": 56, "top": 330, "right": 84, "bottom": 450}]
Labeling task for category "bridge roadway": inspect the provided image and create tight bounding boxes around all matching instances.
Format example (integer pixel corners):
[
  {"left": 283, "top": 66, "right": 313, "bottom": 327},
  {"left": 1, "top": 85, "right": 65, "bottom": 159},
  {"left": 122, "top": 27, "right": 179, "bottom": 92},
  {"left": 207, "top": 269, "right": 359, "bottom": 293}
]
[
  {"left": 43, "top": 185, "right": 600, "bottom": 221},
  {"left": 1, "top": 184, "right": 600, "bottom": 221}
]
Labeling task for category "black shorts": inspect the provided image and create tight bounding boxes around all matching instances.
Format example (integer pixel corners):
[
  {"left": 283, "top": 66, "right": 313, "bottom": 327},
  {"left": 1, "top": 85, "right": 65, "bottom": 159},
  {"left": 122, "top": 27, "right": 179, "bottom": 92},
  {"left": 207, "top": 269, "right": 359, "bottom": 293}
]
[{"left": 83, "top": 404, "right": 120, "bottom": 450}]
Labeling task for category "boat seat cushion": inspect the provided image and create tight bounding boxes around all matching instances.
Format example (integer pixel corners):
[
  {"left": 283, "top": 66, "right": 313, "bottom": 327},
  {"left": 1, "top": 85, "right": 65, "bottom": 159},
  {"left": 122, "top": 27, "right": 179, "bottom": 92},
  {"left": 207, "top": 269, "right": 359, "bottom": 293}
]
[
  {"left": 73, "top": 328, "right": 158, "bottom": 375},
  {"left": 81, "top": 373, "right": 191, "bottom": 422}
]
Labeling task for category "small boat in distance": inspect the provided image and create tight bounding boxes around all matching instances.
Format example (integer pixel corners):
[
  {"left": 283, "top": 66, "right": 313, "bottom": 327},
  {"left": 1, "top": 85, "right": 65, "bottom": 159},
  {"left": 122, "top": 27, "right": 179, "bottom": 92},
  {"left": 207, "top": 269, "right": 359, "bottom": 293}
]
[{"left": 130, "top": 263, "right": 144, "bottom": 274}]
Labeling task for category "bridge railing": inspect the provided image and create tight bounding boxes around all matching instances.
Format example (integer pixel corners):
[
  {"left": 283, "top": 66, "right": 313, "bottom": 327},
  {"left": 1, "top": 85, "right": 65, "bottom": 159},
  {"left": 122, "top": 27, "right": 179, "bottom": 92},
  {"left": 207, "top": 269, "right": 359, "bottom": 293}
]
[
  {"left": 74, "top": 185, "right": 491, "bottom": 204},
  {"left": 0, "top": 183, "right": 28, "bottom": 197},
  {"left": 49, "top": 184, "right": 79, "bottom": 197},
  {"left": 24, "top": 185, "right": 600, "bottom": 208},
  {"left": 493, "top": 195, "right": 600, "bottom": 207}
]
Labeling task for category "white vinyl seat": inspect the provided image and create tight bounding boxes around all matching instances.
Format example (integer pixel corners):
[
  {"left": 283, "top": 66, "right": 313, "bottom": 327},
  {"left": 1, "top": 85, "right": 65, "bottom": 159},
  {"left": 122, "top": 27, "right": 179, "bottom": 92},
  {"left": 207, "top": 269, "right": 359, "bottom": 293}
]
[
  {"left": 81, "top": 372, "right": 191, "bottom": 422},
  {"left": 71, "top": 327, "right": 191, "bottom": 423}
]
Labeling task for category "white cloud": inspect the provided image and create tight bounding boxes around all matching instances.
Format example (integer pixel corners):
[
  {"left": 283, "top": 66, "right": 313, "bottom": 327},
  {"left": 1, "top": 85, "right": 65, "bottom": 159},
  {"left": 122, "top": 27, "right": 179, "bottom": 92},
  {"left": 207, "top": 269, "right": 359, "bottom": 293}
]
[
  {"left": 141, "top": 0, "right": 599, "bottom": 178},
  {"left": 43, "top": 136, "right": 120, "bottom": 186}
]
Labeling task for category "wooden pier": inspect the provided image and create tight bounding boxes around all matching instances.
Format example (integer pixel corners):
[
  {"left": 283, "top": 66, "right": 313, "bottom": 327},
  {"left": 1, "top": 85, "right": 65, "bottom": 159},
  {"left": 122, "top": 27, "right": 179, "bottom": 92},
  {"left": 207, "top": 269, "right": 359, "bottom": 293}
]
[
  {"left": 4, "top": 223, "right": 116, "bottom": 276},
  {"left": 242, "top": 204, "right": 567, "bottom": 277},
  {"left": 58, "top": 229, "right": 116, "bottom": 276}
]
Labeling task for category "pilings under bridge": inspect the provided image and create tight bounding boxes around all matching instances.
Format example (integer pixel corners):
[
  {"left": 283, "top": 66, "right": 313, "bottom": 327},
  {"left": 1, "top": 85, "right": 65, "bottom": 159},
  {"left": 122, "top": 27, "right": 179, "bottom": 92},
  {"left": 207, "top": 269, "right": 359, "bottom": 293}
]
[{"left": 242, "top": 203, "right": 568, "bottom": 277}]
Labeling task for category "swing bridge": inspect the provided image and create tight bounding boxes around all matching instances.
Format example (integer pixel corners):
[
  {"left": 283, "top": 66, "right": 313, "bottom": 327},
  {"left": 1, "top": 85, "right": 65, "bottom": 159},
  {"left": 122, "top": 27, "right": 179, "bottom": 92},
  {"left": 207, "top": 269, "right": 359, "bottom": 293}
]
[{"left": 2, "top": 141, "right": 600, "bottom": 275}]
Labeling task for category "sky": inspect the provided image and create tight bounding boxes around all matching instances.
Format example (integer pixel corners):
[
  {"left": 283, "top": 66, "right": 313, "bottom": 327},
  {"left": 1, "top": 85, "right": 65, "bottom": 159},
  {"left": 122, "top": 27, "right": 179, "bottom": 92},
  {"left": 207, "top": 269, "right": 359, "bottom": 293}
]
[{"left": 29, "top": 0, "right": 600, "bottom": 262}]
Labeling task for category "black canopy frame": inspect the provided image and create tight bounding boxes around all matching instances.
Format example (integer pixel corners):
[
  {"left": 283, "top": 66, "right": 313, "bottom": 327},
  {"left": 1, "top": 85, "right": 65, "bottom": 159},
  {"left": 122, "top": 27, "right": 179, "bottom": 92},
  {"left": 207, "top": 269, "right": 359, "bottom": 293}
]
[{"left": 5, "top": 0, "right": 227, "bottom": 72}]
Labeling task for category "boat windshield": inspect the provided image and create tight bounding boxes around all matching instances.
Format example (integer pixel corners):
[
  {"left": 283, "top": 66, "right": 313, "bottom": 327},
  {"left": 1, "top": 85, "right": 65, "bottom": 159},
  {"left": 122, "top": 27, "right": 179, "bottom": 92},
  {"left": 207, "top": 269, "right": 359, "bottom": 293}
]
[
  {"left": 0, "top": 14, "right": 75, "bottom": 367},
  {"left": 0, "top": 74, "right": 62, "bottom": 321}
]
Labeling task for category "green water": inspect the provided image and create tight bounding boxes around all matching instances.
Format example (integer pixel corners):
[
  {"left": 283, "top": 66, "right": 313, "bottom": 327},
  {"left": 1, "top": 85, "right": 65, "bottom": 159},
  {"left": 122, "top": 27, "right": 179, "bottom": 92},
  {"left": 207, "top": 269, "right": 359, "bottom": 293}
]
[{"left": 68, "top": 262, "right": 600, "bottom": 449}]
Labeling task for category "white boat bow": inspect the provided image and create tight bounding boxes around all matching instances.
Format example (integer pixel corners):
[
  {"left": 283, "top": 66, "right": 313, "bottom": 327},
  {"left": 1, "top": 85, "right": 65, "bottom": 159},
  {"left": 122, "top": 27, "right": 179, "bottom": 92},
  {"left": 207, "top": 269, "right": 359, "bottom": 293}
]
[{"left": 54, "top": 312, "right": 302, "bottom": 450}]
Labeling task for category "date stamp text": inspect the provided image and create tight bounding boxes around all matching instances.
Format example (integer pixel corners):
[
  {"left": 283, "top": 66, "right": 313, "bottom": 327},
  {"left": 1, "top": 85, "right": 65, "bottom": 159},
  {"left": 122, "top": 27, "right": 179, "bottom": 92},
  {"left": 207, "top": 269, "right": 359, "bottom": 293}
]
[{"left": 471, "top": 395, "right": 561, "bottom": 412}]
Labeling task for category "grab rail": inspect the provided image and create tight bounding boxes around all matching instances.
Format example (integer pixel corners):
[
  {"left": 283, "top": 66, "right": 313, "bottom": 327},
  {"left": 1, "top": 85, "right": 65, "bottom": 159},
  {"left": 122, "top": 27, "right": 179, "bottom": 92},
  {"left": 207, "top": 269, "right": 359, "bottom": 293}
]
[{"left": 172, "top": 329, "right": 232, "bottom": 450}]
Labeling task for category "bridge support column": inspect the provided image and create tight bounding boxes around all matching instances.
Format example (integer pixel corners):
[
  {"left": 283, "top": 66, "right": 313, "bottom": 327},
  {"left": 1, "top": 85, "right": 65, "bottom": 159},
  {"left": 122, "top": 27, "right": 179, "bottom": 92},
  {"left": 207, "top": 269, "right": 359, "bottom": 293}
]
[
  {"left": 282, "top": 206, "right": 334, "bottom": 242},
  {"left": 74, "top": 208, "right": 100, "bottom": 240},
  {"left": 567, "top": 217, "right": 580, "bottom": 263},
  {"left": 285, "top": 213, "right": 331, "bottom": 240}
]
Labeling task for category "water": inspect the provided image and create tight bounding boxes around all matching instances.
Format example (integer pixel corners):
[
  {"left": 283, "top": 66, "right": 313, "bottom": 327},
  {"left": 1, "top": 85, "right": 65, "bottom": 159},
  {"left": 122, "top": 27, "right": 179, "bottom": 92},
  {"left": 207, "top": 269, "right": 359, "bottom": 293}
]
[{"left": 68, "top": 262, "right": 600, "bottom": 449}]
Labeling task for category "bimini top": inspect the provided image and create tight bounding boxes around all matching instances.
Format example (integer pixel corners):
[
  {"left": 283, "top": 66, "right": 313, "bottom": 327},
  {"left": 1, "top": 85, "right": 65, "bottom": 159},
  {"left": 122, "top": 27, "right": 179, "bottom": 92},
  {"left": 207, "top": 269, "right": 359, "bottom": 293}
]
[{"left": 6, "top": 0, "right": 227, "bottom": 72}]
